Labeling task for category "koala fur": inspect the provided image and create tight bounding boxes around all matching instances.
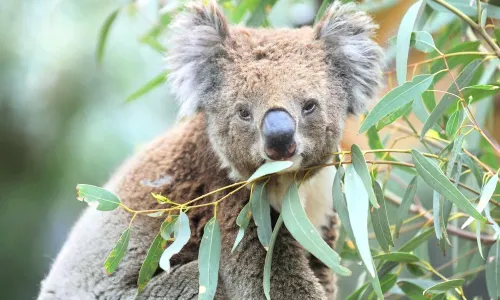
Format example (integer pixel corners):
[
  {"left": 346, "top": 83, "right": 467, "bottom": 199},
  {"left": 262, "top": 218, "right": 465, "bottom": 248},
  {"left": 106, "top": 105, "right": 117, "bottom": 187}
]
[{"left": 38, "top": 2, "right": 382, "bottom": 300}]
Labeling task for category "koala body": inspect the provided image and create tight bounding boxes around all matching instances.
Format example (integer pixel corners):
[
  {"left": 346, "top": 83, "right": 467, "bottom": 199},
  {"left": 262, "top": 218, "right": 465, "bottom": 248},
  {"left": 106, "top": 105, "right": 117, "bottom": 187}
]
[{"left": 38, "top": 2, "right": 382, "bottom": 300}]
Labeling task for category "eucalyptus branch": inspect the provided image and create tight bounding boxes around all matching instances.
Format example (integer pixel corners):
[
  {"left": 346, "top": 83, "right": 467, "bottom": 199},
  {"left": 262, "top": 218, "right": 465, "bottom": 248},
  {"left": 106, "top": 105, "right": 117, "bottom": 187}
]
[{"left": 433, "top": 0, "right": 500, "bottom": 58}]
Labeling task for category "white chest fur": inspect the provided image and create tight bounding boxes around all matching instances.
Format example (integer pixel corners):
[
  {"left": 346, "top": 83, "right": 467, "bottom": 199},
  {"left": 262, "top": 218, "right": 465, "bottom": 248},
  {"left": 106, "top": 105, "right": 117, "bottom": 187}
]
[{"left": 266, "top": 166, "right": 336, "bottom": 231}]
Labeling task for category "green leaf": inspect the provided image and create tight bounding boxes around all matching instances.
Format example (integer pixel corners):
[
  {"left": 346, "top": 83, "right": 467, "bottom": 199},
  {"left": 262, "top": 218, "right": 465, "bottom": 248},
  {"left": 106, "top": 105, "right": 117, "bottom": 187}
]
[
  {"left": 96, "top": 9, "right": 120, "bottom": 65},
  {"left": 463, "top": 84, "right": 500, "bottom": 92},
  {"left": 137, "top": 232, "right": 166, "bottom": 293},
  {"left": 367, "top": 273, "right": 398, "bottom": 299},
  {"left": 344, "top": 166, "right": 382, "bottom": 298},
  {"left": 375, "top": 102, "right": 412, "bottom": 131},
  {"left": 460, "top": 154, "right": 483, "bottom": 188},
  {"left": 247, "top": 161, "right": 293, "bottom": 182},
  {"left": 407, "top": 263, "right": 427, "bottom": 277},
  {"left": 346, "top": 283, "right": 369, "bottom": 300},
  {"left": 433, "top": 190, "right": 444, "bottom": 241},
  {"left": 160, "top": 216, "right": 178, "bottom": 240},
  {"left": 126, "top": 71, "right": 168, "bottom": 103},
  {"left": 263, "top": 214, "right": 283, "bottom": 300},
  {"left": 394, "top": 176, "right": 418, "bottom": 239},
  {"left": 389, "top": 31, "right": 436, "bottom": 53},
  {"left": 477, "top": 220, "right": 484, "bottom": 259},
  {"left": 400, "top": 228, "right": 435, "bottom": 252},
  {"left": 373, "top": 252, "right": 420, "bottom": 263},
  {"left": 378, "top": 228, "right": 435, "bottom": 277},
  {"left": 315, "top": 0, "right": 334, "bottom": 24},
  {"left": 445, "top": 109, "right": 465, "bottom": 138},
  {"left": 397, "top": 281, "right": 427, "bottom": 300},
  {"left": 198, "top": 217, "right": 221, "bottom": 300},
  {"left": 250, "top": 182, "right": 272, "bottom": 250},
  {"left": 411, "top": 149, "right": 486, "bottom": 222},
  {"left": 159, "top": 211, "right": 191, "bottom": 272},
  {"left": 344, "top": 165, "right": 375, "bottom": 277},
  {"left": 76, "top": 184, "right": 121, "bottom": 211},
  {"left": 351, "top": 144, "right": 378, "bottom": 208},
  {"left": 423, "top": 279, "right": 465, "bottom": 294},
  {"left": 366, "top": 127, "right": 386, "bottom": 158},
  {"left": 396, "top": 0, "right": 424, "bottom": 85},
  {"left": 104, "top": 227, "right": 130, "bottom": 275},
  {"left": 370, "top": 181, "right": 394, "bottom": 252},
  {"left": 282, "top": 180, "right": 351, "bottom": 276},
  {"left": 232, "top": 203, "right": 252, "bottom": 252},
  {"left": 359, "top": 74, "right": 435, "bottom": 133},
  {"left": 229, "top": 0, "right": 258, "bottom": 23},
  {"left": 332, "top": 167, "right": 355, "bottom": 243},
  {"left": 421, "top": 60, "right": 482, "bottom": 138},
  {"left": 246, "top": 0, "right": 277, "bottom": 27},
  {"left": 486, "top": 240, "right": 500, "bottom": 300},
  {"left": 462, "top": 172, "right": 499, "bottom": 229},
  {"left": 431, "top": 293, "right": 447, "bottom": 300}
]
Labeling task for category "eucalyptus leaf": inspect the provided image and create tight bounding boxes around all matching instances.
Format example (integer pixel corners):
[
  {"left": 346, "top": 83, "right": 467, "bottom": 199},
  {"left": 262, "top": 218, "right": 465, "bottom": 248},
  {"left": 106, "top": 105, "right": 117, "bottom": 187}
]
[
  {"left": 159, "top": 211, "right": 191, "bottom": 272},
  {"left": 263, "top": 214, "right": 283, "bottom": 300},
  {"left": 247, "top": 161, "right": 293, "bottom": 182},
  {"left": 96, "top": 8, "right": 120, "bottom": 64},
  {"left": 389, "top": 31, "right": 436, "bottom": 53},
  {"left": 76, "top": 184, "right": 121, "bottom": 211},
  {"left": 397, "top": 281, "right": 427, "bottom": 300},
  {"left": 375, "top": 102, "right": 412, "bottom": 131},
  {"left": 104, "top": 227, "right": 130, "bottom": 275},
  {"left": 421, "top": 60, "right": 482, "bottom": 138},
  {"left": 137, "top": 232, "right": 166, "bottom": 293},
  {"left": 373, "top": 252, "right": 420, "bottom": 263},
  {"left": 351, "top": 144, "right": 378, "bottom": 208},
  {"left": 371, "top": 181, "right": 394, "bottom": 252},
  {"left": 198, "top": 217, "right": 221, "bottom": 300},
  {"left": 486, "top": 240, "right": 500, "bottom": 300},
  {"left": 250, "top": 182, "right": 272, "bottom": 250},
  {"left": 411, "top": 149, "right": 486, "bottom": 222},
  {"left": 344, "top": 165, "right": 375, "bottom": 277},
  {"left": 423, "top": 279, "right": 465, "bottom": 294},
  {"left": 126, "top": 71, "right": 168, "bottom": 103},
  {"left": 232, "top": 202, "right": 252, "bottom": 252},
  {"left": 396, "top": 0, "right": 424, "bottom": 85},
  {"left": 282, "top": 180, "right": 351, "bottom": 276},
  {"left": 394, "top": 176, "right": 418, "bottom": 239},
  {"left": 332, "top": 167, "right": 355, "bottom": 243},
  {"left": 445, "top": 109, "right": 464, "bottom": 138},
  {"left": 360, "top": 73, "right": 436, "bottom": 133},
  {"left": 160, "top": 216, "right": 178, "bottom": 240},
  {"left": 462, "top": 172, "right": 498, "bottom": 229}
]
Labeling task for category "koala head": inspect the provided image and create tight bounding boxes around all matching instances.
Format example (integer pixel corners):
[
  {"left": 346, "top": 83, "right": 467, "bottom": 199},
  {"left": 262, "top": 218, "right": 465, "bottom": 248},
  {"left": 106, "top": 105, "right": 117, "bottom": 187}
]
[{"left": 166, "top": 1, "right": 383, "bottom": 180}]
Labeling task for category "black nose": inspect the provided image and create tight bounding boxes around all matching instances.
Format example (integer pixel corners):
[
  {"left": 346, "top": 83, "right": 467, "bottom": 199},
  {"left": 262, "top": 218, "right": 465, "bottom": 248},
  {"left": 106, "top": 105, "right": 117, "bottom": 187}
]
[{"left": 261, "top": 109, "right": 296, "bottom": 161}]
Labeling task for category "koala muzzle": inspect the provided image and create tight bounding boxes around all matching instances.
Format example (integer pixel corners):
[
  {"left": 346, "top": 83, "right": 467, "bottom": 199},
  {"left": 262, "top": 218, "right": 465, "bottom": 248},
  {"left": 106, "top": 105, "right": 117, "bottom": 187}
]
[{"left": 262, "top": 109, "right": 297, "bottom": 161}]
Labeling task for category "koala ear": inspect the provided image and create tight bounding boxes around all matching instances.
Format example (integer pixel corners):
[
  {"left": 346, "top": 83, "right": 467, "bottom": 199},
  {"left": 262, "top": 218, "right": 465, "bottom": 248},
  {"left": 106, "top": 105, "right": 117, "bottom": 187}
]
[
  {"left": 167, "top": 1, "right": 230, "bottom": 118},
  {"left": 314, "top": 3, "right": 383, "bottom": 115}
]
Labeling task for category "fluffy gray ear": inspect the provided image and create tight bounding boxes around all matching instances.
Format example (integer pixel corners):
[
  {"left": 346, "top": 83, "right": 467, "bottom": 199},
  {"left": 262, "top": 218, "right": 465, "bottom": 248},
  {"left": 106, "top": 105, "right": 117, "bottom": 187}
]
[
  {"left": 315, "top": 2, "right": 383, "bottom": 115},
  {"left": 166, "top": 1, "right": 230, "bottom": 117}
]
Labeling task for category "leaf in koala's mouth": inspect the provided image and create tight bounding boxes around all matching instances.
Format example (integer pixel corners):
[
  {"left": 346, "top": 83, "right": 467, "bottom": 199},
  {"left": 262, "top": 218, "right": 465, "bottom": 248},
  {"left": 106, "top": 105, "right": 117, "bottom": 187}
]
[{"left": 247, "top": 161, "right": 293, "bottom": 182}]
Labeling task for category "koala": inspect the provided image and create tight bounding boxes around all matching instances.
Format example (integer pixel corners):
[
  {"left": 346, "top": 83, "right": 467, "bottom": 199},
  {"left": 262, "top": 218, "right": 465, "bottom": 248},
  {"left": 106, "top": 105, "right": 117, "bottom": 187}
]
[{"left": 38, "top": 2, "right": 382, "bottom": 300}]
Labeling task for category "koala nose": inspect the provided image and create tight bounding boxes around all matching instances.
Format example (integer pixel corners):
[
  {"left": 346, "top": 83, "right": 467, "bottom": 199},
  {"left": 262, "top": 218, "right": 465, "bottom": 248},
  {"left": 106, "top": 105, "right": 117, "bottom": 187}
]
[{"left": 262, "top": 109, "right": 297, "bottom": 161}]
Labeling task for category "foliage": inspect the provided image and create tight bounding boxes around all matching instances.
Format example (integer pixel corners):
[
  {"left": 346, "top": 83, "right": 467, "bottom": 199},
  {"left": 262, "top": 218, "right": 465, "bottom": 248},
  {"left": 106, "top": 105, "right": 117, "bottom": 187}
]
[{"left": 81, "top": 0, "right": 500, "bottom": 299}]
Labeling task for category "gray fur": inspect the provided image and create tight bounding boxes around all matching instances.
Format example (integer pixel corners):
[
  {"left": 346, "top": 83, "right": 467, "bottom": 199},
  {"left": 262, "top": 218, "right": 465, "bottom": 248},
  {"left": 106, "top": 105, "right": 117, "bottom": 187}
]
[{"left": 315, "top": 2, "right": 384, "bottom": 115}]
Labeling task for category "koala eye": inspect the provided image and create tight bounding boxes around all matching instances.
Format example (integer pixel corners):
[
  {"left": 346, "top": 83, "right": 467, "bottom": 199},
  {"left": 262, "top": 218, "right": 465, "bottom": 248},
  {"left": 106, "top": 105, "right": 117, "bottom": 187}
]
[
  {"left": 238, "top": 108, "right": 252, "bottom": 121},
  {"left": 302, "top": 99, "right": 317, "bottom": 115}
]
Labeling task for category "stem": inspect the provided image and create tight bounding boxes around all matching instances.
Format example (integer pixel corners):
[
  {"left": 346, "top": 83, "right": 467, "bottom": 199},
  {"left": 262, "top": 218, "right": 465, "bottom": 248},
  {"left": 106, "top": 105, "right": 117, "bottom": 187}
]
[{"left": 433, "top": 0, "right": 500, "bottom": 58}]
